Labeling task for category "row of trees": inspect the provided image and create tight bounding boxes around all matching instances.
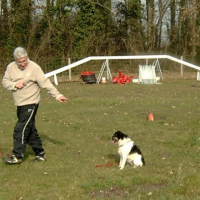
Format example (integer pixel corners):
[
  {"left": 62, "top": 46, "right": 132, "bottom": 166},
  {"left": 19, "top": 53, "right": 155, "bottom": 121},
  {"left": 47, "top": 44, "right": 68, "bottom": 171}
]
[{"left": 0, "top": 0, "right": 200, "bottom": 63}]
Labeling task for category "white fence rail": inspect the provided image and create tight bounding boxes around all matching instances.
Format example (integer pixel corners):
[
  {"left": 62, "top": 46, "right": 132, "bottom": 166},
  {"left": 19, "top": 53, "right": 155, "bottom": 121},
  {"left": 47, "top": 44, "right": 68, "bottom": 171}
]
[{"left": 44, "top": 55, "right": 200, "bottom": 85}]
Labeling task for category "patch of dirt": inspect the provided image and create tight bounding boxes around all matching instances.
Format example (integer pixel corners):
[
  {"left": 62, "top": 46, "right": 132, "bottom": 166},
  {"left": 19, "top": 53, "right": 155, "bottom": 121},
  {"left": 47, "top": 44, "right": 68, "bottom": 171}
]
[
  {"left": 91, "top": 183, "right": 167, "bottom": 198},
  {"left": 91, "top": 187, "right": 128, "bottom": 198}
]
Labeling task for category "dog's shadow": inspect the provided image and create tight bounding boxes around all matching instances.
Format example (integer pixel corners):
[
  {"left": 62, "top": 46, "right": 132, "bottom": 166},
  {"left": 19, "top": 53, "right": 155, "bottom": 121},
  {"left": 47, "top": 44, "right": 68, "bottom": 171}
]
[{"left": 107, "top": 153, "right": 119, "bottom": 163}]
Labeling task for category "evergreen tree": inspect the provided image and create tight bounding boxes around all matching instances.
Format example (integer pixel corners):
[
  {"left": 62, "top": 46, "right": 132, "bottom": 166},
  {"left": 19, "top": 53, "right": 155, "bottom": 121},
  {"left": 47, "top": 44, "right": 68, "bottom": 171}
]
[{"left": 72, "top": 0, "right": 113, "bottom": 57}]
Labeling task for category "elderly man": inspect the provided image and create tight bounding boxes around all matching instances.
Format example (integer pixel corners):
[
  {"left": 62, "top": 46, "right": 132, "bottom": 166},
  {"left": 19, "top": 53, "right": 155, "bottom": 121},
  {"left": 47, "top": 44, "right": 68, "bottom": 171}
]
[{"left": 2, "top": 47, "right": 67, "bottom": 164}]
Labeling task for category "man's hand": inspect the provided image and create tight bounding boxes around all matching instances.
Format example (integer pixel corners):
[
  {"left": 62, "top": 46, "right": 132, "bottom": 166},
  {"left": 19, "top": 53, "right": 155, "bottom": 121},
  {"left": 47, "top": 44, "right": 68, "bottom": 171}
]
[
  {"left": 15, "top": 82, "right": 26, "bottom": 89},
  {"left": 57, "top": 95, "right": 67, "bottom": 103}
]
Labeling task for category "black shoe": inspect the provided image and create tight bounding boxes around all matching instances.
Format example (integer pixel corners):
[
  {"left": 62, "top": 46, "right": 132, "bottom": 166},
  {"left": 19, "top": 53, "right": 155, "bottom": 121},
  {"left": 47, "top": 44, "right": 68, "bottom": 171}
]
[
  {"left": 35, "top": 154, "right": 47, "bottom": 161},
  {"left": 3, "top": 155, "right": 22, "bottom": 164},
  {"left": 29, "top": 152, "right": 47, "bottom": 163}
]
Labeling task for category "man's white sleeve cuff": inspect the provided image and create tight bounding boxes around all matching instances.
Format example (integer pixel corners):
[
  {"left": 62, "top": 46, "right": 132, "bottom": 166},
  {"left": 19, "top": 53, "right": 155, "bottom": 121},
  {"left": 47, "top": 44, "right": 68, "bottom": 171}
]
[
  {"left": 13, "top": 83, "right": 17, "bottom": 90},
  {"left": 56, "top": 94, "right": 63, "bottom": 100}
]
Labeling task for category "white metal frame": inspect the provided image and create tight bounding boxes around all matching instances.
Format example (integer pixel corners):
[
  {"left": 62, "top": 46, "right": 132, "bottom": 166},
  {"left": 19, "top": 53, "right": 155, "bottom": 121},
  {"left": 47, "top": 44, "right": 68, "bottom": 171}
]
[
  {"left": 44, "top": 55, "right": 200, "bottom": 85},
  {"left": 96, "top": 59, "right": 112, "bottom": 83},
  {"left": 152, "top": 59, "right": 163, "bottom": 80}
]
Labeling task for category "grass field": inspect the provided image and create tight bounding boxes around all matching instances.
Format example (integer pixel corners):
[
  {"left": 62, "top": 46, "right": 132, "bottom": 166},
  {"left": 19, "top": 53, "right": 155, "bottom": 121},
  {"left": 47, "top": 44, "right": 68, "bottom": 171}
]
[{"left": 1, "top": 73, "right": 200, "bottom": 199}]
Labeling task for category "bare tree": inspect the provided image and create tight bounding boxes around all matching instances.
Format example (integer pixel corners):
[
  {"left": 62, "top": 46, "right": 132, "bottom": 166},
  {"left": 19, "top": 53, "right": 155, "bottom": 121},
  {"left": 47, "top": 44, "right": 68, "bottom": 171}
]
[{"left": 0, "top": 0, "right": 9, "bottom": 54}]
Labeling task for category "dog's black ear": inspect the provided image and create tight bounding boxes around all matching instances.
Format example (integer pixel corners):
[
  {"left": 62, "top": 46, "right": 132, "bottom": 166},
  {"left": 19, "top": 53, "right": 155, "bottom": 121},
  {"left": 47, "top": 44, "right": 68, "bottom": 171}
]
[
  {"left": 118, "top": 131, "right": 126, "bottom": 135},
  {"left": 116, "top": 130, "right": 123, "bottom": 135},
  {"left": 118, "top": 131, "right": 128, "bottom": 139}
]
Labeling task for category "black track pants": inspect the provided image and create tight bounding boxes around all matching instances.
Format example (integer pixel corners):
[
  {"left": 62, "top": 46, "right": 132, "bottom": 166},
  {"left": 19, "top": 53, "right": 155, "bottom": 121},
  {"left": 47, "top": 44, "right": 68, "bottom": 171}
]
[{"left": 13, "top": 104, "right": 44, "bottom": 158}]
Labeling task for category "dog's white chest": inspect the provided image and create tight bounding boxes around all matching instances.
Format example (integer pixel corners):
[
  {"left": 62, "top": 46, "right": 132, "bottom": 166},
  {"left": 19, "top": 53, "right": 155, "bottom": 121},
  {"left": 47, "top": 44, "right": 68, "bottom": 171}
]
[{"left": 118, "top": 141, "right": 133, "bottom": 155}]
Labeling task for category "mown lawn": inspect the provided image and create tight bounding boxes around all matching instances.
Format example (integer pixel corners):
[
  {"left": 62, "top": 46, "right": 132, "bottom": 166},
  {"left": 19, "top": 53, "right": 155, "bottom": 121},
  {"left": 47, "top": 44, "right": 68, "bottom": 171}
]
[{"left": 1, "top": 75, "right": 200, "bottom": 199}]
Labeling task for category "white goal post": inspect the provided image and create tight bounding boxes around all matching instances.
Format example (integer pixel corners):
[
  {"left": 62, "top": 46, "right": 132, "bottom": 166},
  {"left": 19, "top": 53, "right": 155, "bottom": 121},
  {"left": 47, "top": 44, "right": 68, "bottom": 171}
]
[{"left": 44, "top": 55, "right": 200, "bottom": 85}]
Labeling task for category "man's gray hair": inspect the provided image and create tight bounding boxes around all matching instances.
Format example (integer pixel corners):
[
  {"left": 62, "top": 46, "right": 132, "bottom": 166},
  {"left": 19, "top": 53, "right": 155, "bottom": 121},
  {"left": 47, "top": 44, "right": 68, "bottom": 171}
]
[{"left": 13, "top": 47, "right": 28, "bottom": 60}]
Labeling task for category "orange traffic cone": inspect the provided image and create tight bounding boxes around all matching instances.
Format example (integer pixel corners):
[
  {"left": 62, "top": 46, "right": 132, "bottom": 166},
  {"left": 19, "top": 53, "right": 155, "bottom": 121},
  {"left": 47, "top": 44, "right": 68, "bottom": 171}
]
[{"left": 148, "top": 110, "right": 154, "bottom": 121}]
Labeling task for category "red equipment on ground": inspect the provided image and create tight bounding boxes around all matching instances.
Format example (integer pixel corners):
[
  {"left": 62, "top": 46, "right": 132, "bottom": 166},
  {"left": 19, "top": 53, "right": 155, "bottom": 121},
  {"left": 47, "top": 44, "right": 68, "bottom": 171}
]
[{"left": 112, "top": 71, "right": 133, "bottom": 84}]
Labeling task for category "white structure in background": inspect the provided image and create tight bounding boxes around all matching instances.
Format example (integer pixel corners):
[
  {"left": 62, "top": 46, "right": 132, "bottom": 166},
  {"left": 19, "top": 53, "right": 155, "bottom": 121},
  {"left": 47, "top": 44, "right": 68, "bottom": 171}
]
[
  {"left": 96, "top": 59, "right": 112, "bottom": 84},
  {"left": 139, "top": 65, "right": 157, "bottom": 84},
  {"left": 45, "top": 55, "right": 200, "bottom": 85},
  {"left": 138, "top": 59, "right": 163, "bottom": 84}
]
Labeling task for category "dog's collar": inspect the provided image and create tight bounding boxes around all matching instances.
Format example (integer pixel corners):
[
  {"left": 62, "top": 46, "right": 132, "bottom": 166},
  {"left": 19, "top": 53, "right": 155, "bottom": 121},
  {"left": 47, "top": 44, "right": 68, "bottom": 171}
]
[{"left": 119, "top": 139, "right": 132, "bottom": 147}]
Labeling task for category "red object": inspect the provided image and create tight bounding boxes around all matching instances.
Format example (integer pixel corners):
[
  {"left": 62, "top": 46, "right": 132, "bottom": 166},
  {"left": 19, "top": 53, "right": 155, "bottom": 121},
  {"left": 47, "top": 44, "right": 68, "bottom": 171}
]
[
  {"left": 95, "top": 163, "right": 115, "bottom": 167},
  {"left": 81, "top": 71, "right": 97, "bottom": 84},
  {"left": 148, "top": 111, "right": 154, "bottom": 121},
  {"left": 112, "top": 76, "right": 118, "bottom": 83},
  {"left": 112, "top": 71, "right": 133, "bottom": 84},
  {"left": 81, "top": 71, "right": 94, "bottom": 76},
  {"left": 106, "top": 163, "right": 113, "bottom": 166},
  {"left": 96, "top": 164, "right": 105, "bottom": 167}
]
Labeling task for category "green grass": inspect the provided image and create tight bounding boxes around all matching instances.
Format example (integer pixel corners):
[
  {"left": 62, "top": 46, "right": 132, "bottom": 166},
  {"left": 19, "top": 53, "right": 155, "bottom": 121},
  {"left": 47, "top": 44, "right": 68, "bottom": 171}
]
[{"left": 1, "top": 76, "right": 200, "bottom": 199}]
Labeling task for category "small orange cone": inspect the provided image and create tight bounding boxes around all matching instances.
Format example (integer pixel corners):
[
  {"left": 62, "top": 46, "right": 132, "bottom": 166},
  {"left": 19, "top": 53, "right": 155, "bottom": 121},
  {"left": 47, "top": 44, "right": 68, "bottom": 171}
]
[{"left": 148, "top": 110, "right": 154, "bottom": 121}]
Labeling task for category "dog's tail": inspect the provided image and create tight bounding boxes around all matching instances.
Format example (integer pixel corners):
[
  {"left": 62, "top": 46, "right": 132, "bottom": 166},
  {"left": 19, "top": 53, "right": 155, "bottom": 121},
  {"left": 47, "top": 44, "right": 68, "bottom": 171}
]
[{"left": 142, "top": 156, "right": 146, "bottom": 165}]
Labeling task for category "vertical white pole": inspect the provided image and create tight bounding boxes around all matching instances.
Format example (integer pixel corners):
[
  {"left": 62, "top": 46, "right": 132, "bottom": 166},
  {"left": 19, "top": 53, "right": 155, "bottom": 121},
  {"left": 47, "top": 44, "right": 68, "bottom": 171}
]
[
  {"left": 68, "top": 58, "right": 71, "bottom": 81},
  {"left": 181, "top": 56, "right": 183, "bottom": 76},
  {"left": 54, "top": 74, "right": 58, "bottom": 85},
  {"left": 106, "top": 59, "right": 109, "bottom": 80}
]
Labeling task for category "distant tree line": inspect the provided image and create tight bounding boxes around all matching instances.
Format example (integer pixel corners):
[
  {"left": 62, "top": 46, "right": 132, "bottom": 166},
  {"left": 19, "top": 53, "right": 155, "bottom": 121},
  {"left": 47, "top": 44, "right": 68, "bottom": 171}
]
[{"left": 0, "top": 0, "right": 200, "bottom": 64}]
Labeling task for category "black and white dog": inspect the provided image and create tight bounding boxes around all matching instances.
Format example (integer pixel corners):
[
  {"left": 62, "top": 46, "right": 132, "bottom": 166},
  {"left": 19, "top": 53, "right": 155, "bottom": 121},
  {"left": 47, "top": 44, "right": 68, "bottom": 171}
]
[{"left": 111, "top": 131, "right": 145, "bottom": 170}]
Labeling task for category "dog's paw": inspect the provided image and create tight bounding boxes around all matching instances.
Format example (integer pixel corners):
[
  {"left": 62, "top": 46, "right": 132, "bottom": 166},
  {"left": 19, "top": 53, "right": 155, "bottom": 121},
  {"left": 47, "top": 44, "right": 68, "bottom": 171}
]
[{"left": 119, "top": 165, "right": 124, "bottom": 170}]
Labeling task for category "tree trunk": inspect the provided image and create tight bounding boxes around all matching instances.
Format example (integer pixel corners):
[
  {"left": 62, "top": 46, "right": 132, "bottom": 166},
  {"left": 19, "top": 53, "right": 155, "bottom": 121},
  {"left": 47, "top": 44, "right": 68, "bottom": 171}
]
[{"left": 146, "top": 0, "right": 155, "bottom": 53}]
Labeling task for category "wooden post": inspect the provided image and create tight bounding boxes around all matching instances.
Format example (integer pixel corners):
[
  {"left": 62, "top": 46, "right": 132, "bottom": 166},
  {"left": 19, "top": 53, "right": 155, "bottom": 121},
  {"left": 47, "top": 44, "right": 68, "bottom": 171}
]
[{"left": 181, "top": 56, "right": 183, "bottom": 76}]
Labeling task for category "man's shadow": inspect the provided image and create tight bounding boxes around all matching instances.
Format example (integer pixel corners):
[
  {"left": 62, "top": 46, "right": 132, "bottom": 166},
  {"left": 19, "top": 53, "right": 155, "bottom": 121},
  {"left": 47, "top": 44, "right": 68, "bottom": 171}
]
[{"left": 24, "top": 134, "right": 66, "bottom": 159}]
